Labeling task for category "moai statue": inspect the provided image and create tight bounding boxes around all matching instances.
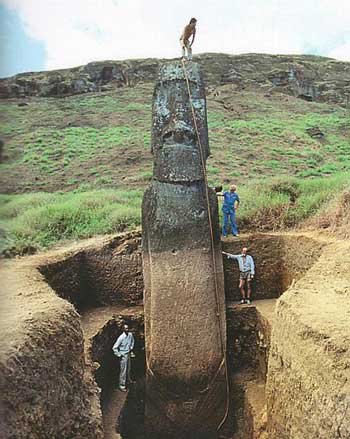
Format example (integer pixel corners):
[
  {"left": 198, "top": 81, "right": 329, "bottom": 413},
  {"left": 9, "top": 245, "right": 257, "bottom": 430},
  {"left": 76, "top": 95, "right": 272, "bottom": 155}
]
[{"left": 142, "top": 61, "right": 228, "bottom": 438}]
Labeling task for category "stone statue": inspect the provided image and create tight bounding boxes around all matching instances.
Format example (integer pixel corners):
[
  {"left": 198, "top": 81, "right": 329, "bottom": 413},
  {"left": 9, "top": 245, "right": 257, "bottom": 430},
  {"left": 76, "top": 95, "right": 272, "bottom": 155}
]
[{"left": 142, "top": 61, "right": 228, "bottom": 438}]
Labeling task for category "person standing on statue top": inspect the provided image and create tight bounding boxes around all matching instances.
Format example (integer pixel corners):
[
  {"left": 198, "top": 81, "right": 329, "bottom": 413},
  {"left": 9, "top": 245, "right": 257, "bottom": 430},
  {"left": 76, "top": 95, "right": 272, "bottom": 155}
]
[
  {"left": 217, "top": 184, "right": 240, "bottom": 237},
  {"left": 112, "top": 324, "right": 135, "bottom": 392},
  {"left": 180, "top": 18, "right": 197, "bottom": 61},
  {"left": 222, "top": 247, "right": 255, "bottom": 305}
]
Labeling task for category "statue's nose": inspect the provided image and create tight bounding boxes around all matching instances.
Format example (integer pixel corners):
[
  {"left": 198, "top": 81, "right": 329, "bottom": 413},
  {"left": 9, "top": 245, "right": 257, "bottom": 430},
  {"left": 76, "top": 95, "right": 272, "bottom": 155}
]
[
  {"left": 173, "top": 129, "right": 188, "bottom": 144},
  {"left": 162, "top": 121, "right": 196, "bottom": 145}
]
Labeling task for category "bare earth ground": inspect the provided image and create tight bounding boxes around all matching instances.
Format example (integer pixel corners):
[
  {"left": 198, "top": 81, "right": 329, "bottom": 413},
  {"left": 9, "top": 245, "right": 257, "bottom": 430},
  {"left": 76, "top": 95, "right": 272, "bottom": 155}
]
[{"left": 1, "top": 230, "right": 349, "bottom": 438}]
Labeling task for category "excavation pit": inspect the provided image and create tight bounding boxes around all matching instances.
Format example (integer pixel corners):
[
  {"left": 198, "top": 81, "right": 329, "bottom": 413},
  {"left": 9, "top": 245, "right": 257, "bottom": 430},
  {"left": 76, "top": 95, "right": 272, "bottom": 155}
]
[
  {"left": 37, "top": 231, "right": 325, "bottom": 438},
  {"left": 3, "top": 231, "right": 349, "bottom": 439},
  {"left": 81, "top": 302, "right": 277, "bottom": 439}
]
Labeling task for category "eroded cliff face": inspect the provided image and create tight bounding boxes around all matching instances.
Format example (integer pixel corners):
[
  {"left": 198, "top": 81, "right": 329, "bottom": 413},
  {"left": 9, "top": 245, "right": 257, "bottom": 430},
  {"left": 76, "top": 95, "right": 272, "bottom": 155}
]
[
  {"left": 142, "top": 61, "right": 228, "bottom": 438},
  {"left": 1, "top": 53, "right": 349, "bottom": 105}
]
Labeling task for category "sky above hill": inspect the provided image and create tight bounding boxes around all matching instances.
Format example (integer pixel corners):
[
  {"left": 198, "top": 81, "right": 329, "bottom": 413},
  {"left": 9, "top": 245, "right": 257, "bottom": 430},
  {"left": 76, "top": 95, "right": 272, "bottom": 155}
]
[{"left": 1, "top": 0, "right": 350, "bottom": 77}]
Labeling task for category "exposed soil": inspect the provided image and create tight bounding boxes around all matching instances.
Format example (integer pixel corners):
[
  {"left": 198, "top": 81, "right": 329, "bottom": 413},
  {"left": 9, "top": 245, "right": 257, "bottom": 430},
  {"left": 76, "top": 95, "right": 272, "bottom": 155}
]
[
  {"left": 267, "top": 238, "right": 350, "bottom": 439},
  {"left": 1, "top": 230, "right": 349, "bottom": 439}
]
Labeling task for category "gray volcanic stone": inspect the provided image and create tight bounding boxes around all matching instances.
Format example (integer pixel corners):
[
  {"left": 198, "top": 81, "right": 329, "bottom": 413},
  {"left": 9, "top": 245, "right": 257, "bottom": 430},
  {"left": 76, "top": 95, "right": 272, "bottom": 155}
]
[
  {"left": 151, "top": 61, "right": 209, "bottom": 182},
  {"left": 1, "top": 54, "right": 349, "bottom": 105},
  {"left": 142, "top": 61, "right": 227, "bottom": 438}
]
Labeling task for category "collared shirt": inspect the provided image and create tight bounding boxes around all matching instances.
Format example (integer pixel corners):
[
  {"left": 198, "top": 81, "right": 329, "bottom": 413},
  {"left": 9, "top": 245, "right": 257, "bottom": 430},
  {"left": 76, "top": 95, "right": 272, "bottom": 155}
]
[
  {"left": 112, "top": 332, "right": 134, "bottom": 357},
  {"left": 227, "top": 253, "right": 255, "bottom": 275},
  {"left": 222, "top": 192, "right": 240, "bottom": 213}
]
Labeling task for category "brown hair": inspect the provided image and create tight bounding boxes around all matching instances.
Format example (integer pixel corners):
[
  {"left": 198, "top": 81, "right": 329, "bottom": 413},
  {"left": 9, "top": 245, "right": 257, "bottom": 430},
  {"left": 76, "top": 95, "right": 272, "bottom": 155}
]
[{"left": 190, "top": 18, "right": 197, "bottom": 24}]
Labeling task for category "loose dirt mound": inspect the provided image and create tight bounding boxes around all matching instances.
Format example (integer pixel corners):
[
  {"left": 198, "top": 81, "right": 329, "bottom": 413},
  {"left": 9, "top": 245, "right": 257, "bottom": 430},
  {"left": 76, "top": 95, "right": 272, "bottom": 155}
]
[{"left": 0, "top": 260, "right": 103, "bottom": 439}]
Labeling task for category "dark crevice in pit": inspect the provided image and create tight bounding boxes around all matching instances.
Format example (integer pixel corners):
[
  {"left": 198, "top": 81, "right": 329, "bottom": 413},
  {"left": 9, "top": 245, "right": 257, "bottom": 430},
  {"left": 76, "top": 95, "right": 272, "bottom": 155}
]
[
  {"left": 84, "top": 303, "right": 274, "bottom": 439},
  {"left": 88, "top": 314, "right": 145, "bottom": 437}
]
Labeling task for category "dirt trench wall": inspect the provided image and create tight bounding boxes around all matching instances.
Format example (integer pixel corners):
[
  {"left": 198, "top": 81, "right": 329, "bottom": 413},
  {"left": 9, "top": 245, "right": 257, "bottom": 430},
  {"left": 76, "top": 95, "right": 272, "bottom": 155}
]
[
  {"left": 0, "top": 264, "right": 103, "bottom": 439},
  {"left": 266, "top": 240, "right": 350, "bottom": 439},
  {"left": 39, "top": 232, "right": 324, "bottom": 310},
  {"left": 84, "top": 233, "right": 142, "bottom": 306},
  {"left": 227, "top": 305, "right": 271, "bottom": 379},
  {"left": 222, "top": 234, "right": 324, "bottom": 301},
  {"left": 39, "top": 232, "right": 143, "bottom": 310}
]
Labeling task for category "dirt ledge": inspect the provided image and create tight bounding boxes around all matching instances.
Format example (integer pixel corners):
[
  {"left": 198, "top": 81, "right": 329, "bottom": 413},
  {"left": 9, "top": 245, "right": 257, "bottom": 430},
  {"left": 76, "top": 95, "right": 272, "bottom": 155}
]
[
  {"left": 0, "top": 261, "right": 103, "bottom": 439},
  {"left": 266, "top": 239, "right": 350, "bottom": 439}
]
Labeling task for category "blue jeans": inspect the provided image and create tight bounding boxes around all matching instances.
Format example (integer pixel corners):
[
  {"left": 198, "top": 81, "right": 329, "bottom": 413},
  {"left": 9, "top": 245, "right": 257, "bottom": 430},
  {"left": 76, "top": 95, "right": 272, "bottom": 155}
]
[{"left": 222, "top": 209, "right": 238, "bottom": 236}]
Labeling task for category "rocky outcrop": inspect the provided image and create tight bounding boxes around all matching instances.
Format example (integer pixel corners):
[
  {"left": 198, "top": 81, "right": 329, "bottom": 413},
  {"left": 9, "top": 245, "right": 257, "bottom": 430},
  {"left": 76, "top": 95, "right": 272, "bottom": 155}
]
[
  {"left": 142, "top": 61, "right": 228, "bottom": 438},
  {"left": 1, "top": 54, "right": 349, "bottom": 105}
]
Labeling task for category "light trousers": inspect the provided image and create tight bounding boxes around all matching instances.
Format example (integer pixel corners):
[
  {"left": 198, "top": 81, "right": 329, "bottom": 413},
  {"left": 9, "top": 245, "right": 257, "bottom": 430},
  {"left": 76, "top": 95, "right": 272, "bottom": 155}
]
[{"left": 119, "top": 354, "right": 131, "bottom": 388}]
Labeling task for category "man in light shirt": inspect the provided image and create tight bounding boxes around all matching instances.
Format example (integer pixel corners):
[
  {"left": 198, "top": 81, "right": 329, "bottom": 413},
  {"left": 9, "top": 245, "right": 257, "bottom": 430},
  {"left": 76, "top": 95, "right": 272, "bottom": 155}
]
[
  {"left": 112, "top": 324, "right": 135, "bottom": 392},
  {"left": 223, "top": 247, "right": 255, "bottom": 304}
]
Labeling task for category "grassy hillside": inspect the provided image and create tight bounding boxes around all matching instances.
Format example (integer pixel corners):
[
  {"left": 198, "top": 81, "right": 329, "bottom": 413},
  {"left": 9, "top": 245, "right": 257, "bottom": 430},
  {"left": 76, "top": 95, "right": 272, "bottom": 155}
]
[
  {"left": 0, "top": 54, "right": 349, "bottom": 255},
  {"left": 1, "top": 172, "right": 349, "bottom": 255},
  {"left": 1, "top": 83, "right": 349, "bottom": 194}
]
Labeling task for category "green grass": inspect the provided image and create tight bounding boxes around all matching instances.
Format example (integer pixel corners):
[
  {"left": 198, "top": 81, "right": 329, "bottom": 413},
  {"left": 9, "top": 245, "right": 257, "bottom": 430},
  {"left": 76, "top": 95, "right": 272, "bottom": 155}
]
[
  {"left": 1, "top": 85, "right": 349, "bottom": 193},
  {"left": 0, "top": 76, "right": 349, "bottom": 254},
  {"left": 207, "top": 99, "right": 350, "bottom": 181},
  {"left": 233, "top": 172, "right": 350, "bottom": 229},
  {"left": 1, "top": 172, "right": 349, "bottom": 255},
  {"left": 0, "top": 189, "right": 142, "bottom": 255}
]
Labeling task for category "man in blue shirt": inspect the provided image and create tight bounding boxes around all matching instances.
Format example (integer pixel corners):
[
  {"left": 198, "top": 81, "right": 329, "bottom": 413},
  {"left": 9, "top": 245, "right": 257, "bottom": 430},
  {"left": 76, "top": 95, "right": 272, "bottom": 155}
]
[
  {"left": 112, "top": 324, "right": 135, "bottom": 391},
  {"left": 223, "top": 247, "right": 255, "bottom": 304},
  {"left": 218, "top": 185, "right": 240, "bottom": 237}
]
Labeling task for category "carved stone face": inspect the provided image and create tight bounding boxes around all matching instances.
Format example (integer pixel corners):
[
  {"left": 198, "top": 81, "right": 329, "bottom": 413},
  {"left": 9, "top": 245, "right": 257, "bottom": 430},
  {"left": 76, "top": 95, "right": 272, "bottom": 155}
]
[{"left": 151, "top": 62, "right": 209, "bottom": 183}]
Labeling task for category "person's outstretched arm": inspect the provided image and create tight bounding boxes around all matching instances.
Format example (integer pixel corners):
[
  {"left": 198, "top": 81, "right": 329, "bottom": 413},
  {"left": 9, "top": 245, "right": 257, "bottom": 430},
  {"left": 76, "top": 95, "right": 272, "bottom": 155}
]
[{"left": 222, "top": 251, "right": 239, "bottom": 260}]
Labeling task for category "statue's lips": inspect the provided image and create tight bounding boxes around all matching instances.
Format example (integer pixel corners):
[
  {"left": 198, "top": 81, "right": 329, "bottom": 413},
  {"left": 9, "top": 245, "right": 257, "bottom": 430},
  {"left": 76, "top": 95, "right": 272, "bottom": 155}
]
[{"left": 154, "top": 143, "right": 205, "bottom": 182}]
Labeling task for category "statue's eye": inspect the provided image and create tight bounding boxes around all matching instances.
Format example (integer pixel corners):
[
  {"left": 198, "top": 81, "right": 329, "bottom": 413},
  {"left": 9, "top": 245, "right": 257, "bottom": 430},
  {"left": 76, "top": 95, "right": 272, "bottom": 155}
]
[{"left": 162, "top": 131, "right": 173, "bottom": 143}]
